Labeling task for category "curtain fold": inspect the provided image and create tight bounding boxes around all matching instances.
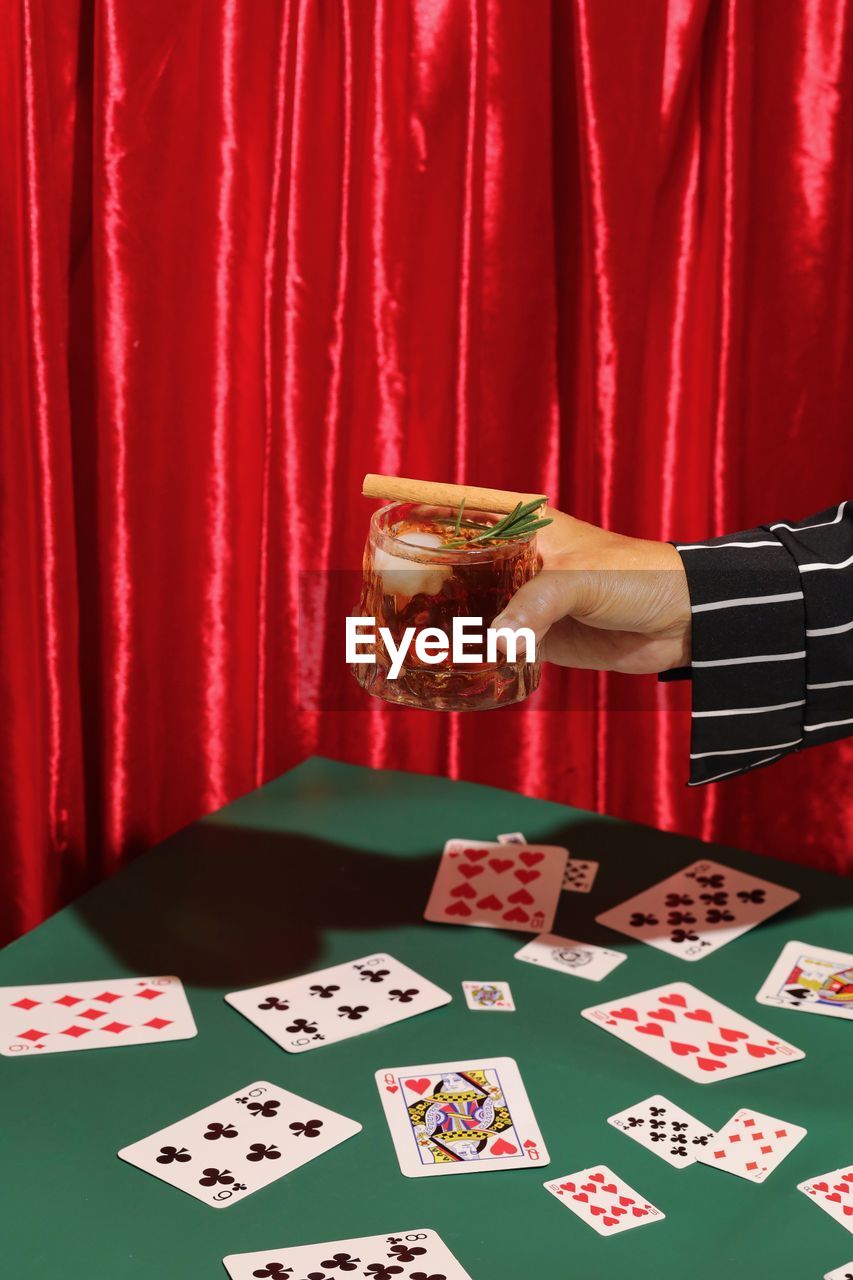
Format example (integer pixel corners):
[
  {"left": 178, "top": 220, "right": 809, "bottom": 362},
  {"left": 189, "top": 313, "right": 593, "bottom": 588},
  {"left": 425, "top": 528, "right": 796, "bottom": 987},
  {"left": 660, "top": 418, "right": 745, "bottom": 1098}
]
[{"left": 2, "top": 0, "right": 852, "bottom": 944}]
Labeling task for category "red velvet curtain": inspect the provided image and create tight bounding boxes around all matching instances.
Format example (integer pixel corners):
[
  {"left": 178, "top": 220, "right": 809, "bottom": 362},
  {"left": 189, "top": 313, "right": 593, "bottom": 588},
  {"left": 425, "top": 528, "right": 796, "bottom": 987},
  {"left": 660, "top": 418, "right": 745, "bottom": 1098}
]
[{"left": 2, "top": 0, "right": 852, "bottom": 945}]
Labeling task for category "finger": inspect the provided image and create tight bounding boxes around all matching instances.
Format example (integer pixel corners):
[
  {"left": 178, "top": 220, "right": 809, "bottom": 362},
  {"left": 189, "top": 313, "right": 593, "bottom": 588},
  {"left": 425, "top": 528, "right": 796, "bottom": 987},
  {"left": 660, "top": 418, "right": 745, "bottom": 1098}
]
[{"left": 491, "top": 569, "right": 588, "bottom": 645}]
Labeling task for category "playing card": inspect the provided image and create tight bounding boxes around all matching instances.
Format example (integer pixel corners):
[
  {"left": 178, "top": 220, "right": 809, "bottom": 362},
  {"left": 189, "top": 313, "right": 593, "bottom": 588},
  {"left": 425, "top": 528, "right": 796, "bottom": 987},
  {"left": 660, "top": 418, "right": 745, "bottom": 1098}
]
[
  {"left": 799, "top": 1167, "right": 853, "bottom": 1233},
  {"left": 514, "top": 932, "right": 626, "bottom": 982},
  {"left": 375, "top": 1056, "right": 549, "bottom": 1177},
  {"left": 462, "top": 980, "right": 515, "bottom": 1011},
  {"left": 608, "top": 1094, "right": 715, "bottom": 1168},
  {"left": 225, "top": 953, "right": 451, "bottom": 1053},
  {"left": 596, "top": 858, "right": 799, "bottom": 960},
  {"left": 118, "top": 1080, "right": 360, "bottom": 1208},
  {"left": 696, "top": 1107, "right": 806, "bottom": 1183},
  {"left": 424, "top": 839, "right": 567, "bottom": 933},
  {"left": 0, "top": 975, "right": 196, "bottom": 1057},
  {"left": 497, "top": 832, "right": 528, "bottom": 844},
  {"left": 563, "top": 859, "right": 599, "bottom": 893},
  {"left": 825, "top": 1263, "right": 853, "bottom": 1279},
  {"left": 544, "top": 1165, "right": 665, "bottom": 1236},
  {"left": 582, "top": 981, "right": 805, "bottom": 1083},
  {"left": 756, "top": 940, "right": 853, "bottom": 1019},
  {"left": 224, "top": 1228, "right": 474, "bottom": 1280}
]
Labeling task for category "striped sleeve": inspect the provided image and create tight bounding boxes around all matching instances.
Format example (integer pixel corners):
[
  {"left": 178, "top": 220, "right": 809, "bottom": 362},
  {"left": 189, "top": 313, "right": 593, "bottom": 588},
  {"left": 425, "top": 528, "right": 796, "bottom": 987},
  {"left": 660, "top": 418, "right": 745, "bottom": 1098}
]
[{"left": 675, "top": 501, "right": 853, "bottom": 785}]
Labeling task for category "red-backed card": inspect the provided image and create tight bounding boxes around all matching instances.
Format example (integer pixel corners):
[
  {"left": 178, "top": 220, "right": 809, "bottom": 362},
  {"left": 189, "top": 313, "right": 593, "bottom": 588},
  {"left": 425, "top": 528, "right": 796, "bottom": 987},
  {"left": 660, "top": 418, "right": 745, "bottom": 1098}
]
[{"left": 424, "top": 839, "right": 567, "bottom": 934}]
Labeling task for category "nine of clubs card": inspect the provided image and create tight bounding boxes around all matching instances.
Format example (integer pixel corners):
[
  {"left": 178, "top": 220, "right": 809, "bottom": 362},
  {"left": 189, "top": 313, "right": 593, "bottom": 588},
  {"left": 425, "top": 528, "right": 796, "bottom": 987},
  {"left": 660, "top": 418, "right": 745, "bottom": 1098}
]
[{"left": 608, "top": 1094, "right": 715, "bottom": 1168}]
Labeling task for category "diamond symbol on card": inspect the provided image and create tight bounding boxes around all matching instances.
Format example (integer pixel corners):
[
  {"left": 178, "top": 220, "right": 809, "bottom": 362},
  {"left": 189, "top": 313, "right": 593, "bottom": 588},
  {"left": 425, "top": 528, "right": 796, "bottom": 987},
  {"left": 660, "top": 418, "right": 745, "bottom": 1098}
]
[
  {"left": 774, "top": 1129, "right": 787, "bottom": 1139},
  {"left": 94, "top": 992, "right": 122, "bottom": 1003},
  {"left": 20, "top": 1028, "right": 47, "bottom": 1041},
  {"left": 746, "top": 1161, "right": 758, "bottom": 1170},
  {"left": 728, "top": 1134, "right": 742, "bottom": 1144},
  {"left": 135, "top": 988, "right": 164, "bottom": 1000},
  {"left": 55, "top": 995, "right": 82, "bottom": 1007},
  {"left": 102, "top": 1021, "right": 130, "bottom": 1034},
  {"left": 12, "top": 998, "right": 40, "bottom": 1010},
  {"left": 144, "top": 1017, "right": 172, "bottom": 1030},
  {"left": 760, "top": 1145, "right": 773, "bottom": 1154},
  {"left": 742, "top": 1118, "right": 755, "bottom": 1127},
  {"left": 79, "top": 1008, "right": 106, "bottom": 1020},
  {"left": 61, "top": 1025, "right": 90, "bottom": 1038},
  {"left": 713, "top": 1150, "right": 725, "bottom": 1160}
]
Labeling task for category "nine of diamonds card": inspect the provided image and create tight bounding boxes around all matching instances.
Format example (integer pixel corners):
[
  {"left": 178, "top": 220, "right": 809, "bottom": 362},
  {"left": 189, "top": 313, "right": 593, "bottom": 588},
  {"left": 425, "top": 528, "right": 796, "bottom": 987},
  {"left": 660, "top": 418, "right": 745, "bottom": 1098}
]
[
  {"left": 0, "top": 975, "right": 196, "bottom": 1057},
  {"left": 118, "top": 1080, "right": 361, "bottom": 1208},
  {"left": 225, "top": 953, "right": 451, "bottom": 1053},
  {"left": 544, "top": 1166, "right": 665, "bottom": 1237},
  {"left": 375, "top": 1057, "right": 549, "bottom": 1177},
  {"left": 582, "top": 981, "right": 805, "bottom": 1083},
  {"left": 224, "top": 1229, "right": 473, "bottom": 1280},
  {"left": 756, "top": 939, "right": 853, "bottom": 1019},
  {"left": 596, "top": 858, "right": 799, "bottom": 960},
  {"left": 424, "top": 839, "right": 567, "bottom": 933}
]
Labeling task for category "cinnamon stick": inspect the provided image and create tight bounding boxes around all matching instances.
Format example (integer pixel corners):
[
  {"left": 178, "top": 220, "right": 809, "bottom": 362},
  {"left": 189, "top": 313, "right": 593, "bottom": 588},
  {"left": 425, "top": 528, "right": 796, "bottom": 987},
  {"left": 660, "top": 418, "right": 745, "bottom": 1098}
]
[{"left": 362, "top": 473, "right": 547, "bottom": 515}]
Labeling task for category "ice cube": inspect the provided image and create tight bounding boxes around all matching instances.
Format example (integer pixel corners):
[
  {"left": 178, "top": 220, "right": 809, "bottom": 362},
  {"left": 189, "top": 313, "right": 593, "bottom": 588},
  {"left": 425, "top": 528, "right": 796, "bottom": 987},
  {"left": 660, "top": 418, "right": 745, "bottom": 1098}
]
[{"left": 374, "top": 532, "right": 450, "bottom": 597}]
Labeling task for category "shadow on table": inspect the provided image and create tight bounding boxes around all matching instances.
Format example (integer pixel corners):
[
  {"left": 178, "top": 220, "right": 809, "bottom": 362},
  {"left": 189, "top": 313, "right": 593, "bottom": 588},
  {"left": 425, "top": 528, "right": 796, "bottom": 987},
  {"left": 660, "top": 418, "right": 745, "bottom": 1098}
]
[{"left": 71, "top": 821, "right": 441, "bottom": 988}]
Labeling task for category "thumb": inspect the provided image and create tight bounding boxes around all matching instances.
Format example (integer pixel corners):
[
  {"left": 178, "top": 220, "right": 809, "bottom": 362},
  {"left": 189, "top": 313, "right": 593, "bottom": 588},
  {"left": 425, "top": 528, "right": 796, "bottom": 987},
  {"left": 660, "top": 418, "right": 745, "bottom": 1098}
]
[{"left": 491, "top": 570, "right": 587, "bottom": 646}]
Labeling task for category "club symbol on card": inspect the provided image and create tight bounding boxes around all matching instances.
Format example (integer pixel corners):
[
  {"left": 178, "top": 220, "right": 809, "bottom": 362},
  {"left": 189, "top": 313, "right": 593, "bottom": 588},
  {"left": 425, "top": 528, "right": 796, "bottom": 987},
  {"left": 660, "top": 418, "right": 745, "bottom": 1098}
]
[
  {"left": 388, "top": 1244, "right": 426, "bottom": 1262},
  {"left": 309, "top": 984, "right": 340, "bottom": 999},
  {"left": 156, "top": 1145, "right": 191, "bottom": 1164},
  {"left": 737, "top": 888, "right": 765, "bottom": 904},
  {"left": 199, "top": 1167, "right": 236, "bottom": 1186},
  {"left": 320, "top": 1251, "right": 363, "bottom": 1269},
  {"left": 388, "top": 988, "right": 419, "bottom": 1002},
  {"left": 246, "top": 1142, "right": 281, "bottom": 1161},
  {"left": 359, "top": 969, "right": 390, "bottom": 984},
  {"left": 364, "top": 1265, "right": 406, "bottom": 1279},
  {"left": 239, "top": 1099, "right": 280, "bottom": 1118},
  {"left": 249, "top": 1266, "right": 292, "bottom": 1278},
  {"left": 204, "top": 1122, "right": 237, "bottom": 1140},
  {"left": 286, "top": 1018, "right": 318, "bottom": 1035},
  {"left": 258, "top": 996, "right": 290, "bottom": 1011},
  {"left": 337, "top": 1005, "right": 368, "bottom": 1020},
  {"left": 289, "top": 1118, "right": 324, "bottom": 1138},
  {"left": 630, "top": 912, "right": 658, "bottom": 928}
]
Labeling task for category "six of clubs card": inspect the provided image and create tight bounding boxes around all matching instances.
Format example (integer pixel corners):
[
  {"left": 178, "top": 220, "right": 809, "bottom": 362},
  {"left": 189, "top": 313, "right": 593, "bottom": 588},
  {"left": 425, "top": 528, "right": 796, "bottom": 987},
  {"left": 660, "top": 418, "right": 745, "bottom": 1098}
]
[
  {"left": 375, "top": 1057, "right": 548, "bottom": 1177},
  {"left": 424, "top": 839, "right": 566, "bottom": 933},
  {"left": 118, "top": 1080, "right": 361, "bottom": 1207},
  {"left": 0, "top": 975, "right": 196, "bottom": 1056},
  {"left": 224, "top": 1229, "right": 473, "bottom": 1280},
  {"left": 596, "top": 859, "right": 799, "bottom": 959},
  {"left": 756, "top": 939, "right": 853, "bottom": 1019},
  {"left": 226, "top": 953, "right": 451, "bottom": 1052}
]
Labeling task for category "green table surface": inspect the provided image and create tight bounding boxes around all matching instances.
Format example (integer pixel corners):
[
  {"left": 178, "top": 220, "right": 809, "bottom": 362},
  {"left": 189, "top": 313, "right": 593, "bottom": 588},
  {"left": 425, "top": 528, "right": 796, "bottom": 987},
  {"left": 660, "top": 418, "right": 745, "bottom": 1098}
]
[{"left": 3, "top": 757, "right": 853, "bottom": 1279}]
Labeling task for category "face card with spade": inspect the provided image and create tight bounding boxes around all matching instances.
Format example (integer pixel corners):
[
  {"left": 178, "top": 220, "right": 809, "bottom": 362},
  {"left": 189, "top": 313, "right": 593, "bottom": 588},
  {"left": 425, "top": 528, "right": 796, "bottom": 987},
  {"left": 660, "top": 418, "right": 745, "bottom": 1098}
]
[
  {"left": 596, "top": 858, "right": 799, "bottom": 960},
  {"left": 696, "top": 1107, "right": 806, "bottom": 1182},
  {"left": 0, "top": 975, "right": 196, "bottom": 1057},
  {"left": 224, "top": 1228, "right": 474, "bottom": 1280},
  {"left": 756, "top": 939, "right": 853, "bottom": 1019},
  {"left": 376, "top": 1057, "right": 548, "bottom": 1177},
  {"left": 118, "top": 1080, "right": 361, "bottom": 1208},
  {"left": 799, "top": 1167, "right": 853, "bottom": 1233},
  {"left": 424, "top": 840, "right": 567, "bottom": 933},
  {"left": 225, "top": 953, "right": 451, "bottom": 1054},
  {"left": 607, "top": 1094, "right": 715, "bottom": 1168},
  {"left": 582, "top": 981, "right": 805, "bottom": 1083},
  {"left": 544, "top": 1166, "right": 665, "bottom": 1236}
]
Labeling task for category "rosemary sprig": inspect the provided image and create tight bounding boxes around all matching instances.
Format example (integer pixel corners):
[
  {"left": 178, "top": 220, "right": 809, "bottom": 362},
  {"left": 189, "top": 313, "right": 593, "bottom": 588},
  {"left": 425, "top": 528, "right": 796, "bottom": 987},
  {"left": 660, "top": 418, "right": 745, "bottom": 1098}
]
[{"left": 443, "top": 496, "right": 552, "bottom": 547}]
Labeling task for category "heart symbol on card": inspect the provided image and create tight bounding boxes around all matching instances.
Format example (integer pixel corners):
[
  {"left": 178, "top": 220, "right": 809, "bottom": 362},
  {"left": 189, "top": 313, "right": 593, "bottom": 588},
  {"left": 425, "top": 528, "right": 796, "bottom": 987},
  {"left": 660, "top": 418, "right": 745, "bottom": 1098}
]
[
  {"left": 572, "top": 1193, "right": 588, "bottom": 1202},
  {"left": 488, "top": 858, "right": 513, "bottom": 874},
  {"left": 384, "top": 1085, "right": 398, "bottom": 1094},
  {"left": 610, "top": 1207, "right": 627, "bottom": 1217},
  {"left": 589, "top": 1174, "right": 605, "bottom": 1183},
  {"left": 404, "top": 1078, "right": 431, "bottom": 1095},
  {"left": 632, "top": 1207, "right": 648, "bottom": 1217},
  {"left": 843, "top": 1173, "right": 853, "bottom": 1182},
  {"left": 707, "top": 1041, "right": 736, "bottom": 1057},
  {"left": 603, "top": 1216, "right": 618, "bottom": 1226},
  {"left": 519, "top": 851, "right": 544, "bottom": 866},
  {"left": 611, "top": 1007, "right": 639, "bottom": 1021},
  {"left": 827, "top": 1193, "right": 843, "bottom": 1203},
  {"left": 685, "top": 1008, "right": 713, "bottom": 1023},
  {"left": 843, "top": 1206, "right": 853, "bottom": 1217},
  {"left": 491, "top": 1138, "right": 517, "bottom": 1156},
  {"left": 637, "top": 1023, "right": 665, "bottom": 1037},
  {"left": 649, "top": 1008, "right": 676, "bottom": 1022},
  {"left": 746, "top": 1043, "right": 776, "bottom": 1058},
  {"left": 835, "top": 1184, "right": 850, "bottom": 1193},
  {"left": 445, "top": 901, "right": 472, "bottom": 917},
  {"left": 477, "top": 894, "right": 503, "bottom": 911},
  {"left": 719, "top": 1026, "right": 748, "bottom": 1042},
  {"left": 560, "top": 1182, "right": 576, "bottom": 1193},
  {"left": 503, "top": 907, "right": 530, "bottom": 923},
  {"left": 463, "top": 848, "right": 489, "bottom": 862},
  {"left": 582, "top": 1182, "right": 598, "bottom": 1192},
  {"left": 660, "top": 993, "right": 687, "bottom": 1007},
  {"left": 451, "top": 882, "right": 476, "bottom": 899},
  {"left": 458, "top": 865, "right": 484, "bottom": 880},
  {"left": 590, "top": 1205, "right": 606, "bottom": 1216},
  {"left": 618, "top": 1196, "right": 635, "bottom": 1206},
  {"left": 514, "top": 869, "right": 541, "bottom": 884},
  {"left": 670, "top": 1040, "right": 699, "bottom": 1056},
  {"left": 696, "top": 1057, "right": 728, "bottom": 1073},
  {"left": 812, "top": 1182, "right": 829, "bottom": 1192},
  {"left": 508, "top": 888, "right": 534, "bottom": 905}
]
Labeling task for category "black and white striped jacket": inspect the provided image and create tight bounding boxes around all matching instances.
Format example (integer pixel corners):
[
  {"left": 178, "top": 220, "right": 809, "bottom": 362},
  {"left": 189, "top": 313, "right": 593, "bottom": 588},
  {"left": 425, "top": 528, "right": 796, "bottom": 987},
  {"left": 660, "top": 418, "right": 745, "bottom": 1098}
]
[{"left": 674, "top": 502, "right": 853, "bottom": 785}]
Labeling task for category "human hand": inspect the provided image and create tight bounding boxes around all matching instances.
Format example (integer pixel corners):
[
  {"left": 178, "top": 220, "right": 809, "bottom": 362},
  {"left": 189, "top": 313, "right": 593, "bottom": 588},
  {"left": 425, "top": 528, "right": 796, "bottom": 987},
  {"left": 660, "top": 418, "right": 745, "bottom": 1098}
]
[{"left": 492, "top": 508, "right": 691, "bottom": 674}]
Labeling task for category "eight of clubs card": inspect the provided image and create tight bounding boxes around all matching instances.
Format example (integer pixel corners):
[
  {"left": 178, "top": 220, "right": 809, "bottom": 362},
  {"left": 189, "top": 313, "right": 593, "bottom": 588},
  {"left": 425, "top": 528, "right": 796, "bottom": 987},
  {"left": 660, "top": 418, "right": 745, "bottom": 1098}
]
[
  {"left": 425, "top": 839, "right": 567, "bottom": 933},
  {"left": 0, "top": 975, "right": 196, "bottom": 1057},
  {"left": 696, "top": 1107, "right": 806, "bottom": 1182},
  {"left": 544, "top": 1166, "right": 665, "bottom": 1237},
  {"left": 583, "top": 981, "right": 804, "bottom": 1083},
  {"left": 376, "top": 1057, "right": 548, "bottom": 1177},
  {"left": 515, "top": 932, "right": 626, "bottom": 982},
  {"left": 756, "top": 940, "right": 853, "bottom": 1019},
  {"left": 226, "top": 953, "right": 451, "bottom": 1053},
  {"left": 596, "top": 858, "right": 799, "bottom": 959},
  {"left": 224, "top": 1229, "right": 473, "bottom": 1280},
  {"left": 608, "top": 1094, "right": 715, "bottom": 1168},
  {"left": 799, "top": 1168, "right": 853, "bottom": 1233},
  {"left": 118, "top": 1080, "right": 361, "bottom": 1207}
]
